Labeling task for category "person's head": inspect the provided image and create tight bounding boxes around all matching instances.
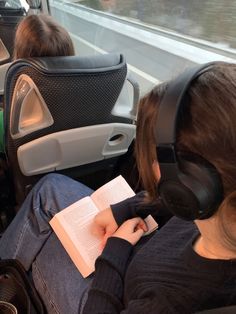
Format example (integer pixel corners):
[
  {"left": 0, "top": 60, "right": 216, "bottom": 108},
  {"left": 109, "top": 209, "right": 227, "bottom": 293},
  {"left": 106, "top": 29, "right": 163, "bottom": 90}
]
[
  {"left": 13, "top": 14, "right": 75, "bottom": 59},
  {"left": 135, "top": 63, "right": 236, "bottom": 247}
]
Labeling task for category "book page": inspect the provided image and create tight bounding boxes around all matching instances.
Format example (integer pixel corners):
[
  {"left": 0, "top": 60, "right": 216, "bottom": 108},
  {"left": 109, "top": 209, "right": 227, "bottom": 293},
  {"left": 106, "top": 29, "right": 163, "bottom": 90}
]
[
  {"left": 91, "top": 175, "right": 135, "bottom": 211},
  {"left": 143, "top": 215, "right": 158, "bottom": 236},
  {"left": 50, "top": 196, "right": 102, "bottom": 276}
]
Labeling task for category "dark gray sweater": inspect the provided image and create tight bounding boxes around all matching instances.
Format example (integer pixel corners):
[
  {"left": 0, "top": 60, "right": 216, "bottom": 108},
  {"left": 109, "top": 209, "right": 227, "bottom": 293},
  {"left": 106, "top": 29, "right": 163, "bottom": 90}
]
[{"left": 83, "top": 194, "right": 236, "bottom": 313}]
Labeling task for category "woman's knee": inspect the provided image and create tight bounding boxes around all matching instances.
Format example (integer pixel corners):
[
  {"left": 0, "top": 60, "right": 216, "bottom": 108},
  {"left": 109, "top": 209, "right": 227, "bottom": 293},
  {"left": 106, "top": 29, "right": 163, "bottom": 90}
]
[{"left": 30, "top": 173, "right": 93, "bottom": 213}]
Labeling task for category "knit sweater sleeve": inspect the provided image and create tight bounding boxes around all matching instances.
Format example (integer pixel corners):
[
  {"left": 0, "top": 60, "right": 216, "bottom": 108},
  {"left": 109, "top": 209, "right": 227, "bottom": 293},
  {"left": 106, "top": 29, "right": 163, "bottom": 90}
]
[
  {"left": 82, "top": 236, "right": 133, "bottom": 313},
  {"left": 111, "top": 191, "right": 172, "bottom": 228}
]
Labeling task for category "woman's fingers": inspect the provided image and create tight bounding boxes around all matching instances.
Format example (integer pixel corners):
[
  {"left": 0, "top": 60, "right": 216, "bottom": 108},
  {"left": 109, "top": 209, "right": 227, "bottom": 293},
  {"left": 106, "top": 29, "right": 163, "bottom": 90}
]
[{"left": 110, "top": 218, "right": 147, "bottom": 246}]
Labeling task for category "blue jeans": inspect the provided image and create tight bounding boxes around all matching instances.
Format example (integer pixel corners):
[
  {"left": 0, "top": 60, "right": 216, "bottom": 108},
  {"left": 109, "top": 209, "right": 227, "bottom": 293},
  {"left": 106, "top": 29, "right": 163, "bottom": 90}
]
[{"left": 0, "top": 173, "right": 94, "bottom": 314}]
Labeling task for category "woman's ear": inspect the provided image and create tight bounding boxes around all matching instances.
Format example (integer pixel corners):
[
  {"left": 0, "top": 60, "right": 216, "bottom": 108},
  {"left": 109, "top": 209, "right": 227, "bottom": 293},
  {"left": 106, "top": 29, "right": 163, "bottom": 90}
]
[{"left": 152, "top": 161, "right": 161, "bottom": 182}]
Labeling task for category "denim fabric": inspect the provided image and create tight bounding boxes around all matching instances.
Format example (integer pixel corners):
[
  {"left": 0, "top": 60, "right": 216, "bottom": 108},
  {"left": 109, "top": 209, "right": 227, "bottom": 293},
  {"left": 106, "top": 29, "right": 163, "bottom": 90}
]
[{"left": 0, "top": 173, "right": 94, "bottom": 314}]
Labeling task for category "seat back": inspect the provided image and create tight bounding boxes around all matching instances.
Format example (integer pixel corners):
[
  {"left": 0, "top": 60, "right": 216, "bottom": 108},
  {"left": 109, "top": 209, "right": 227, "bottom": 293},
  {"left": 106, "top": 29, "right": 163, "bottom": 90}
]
[
  {"left": 0, "top": 39, "right": 10, "bottom": 65},
  {"left": 0, "top": 62, "right": 11, "bottom": 96},
  {"left": 0, "top": 9, "right": 25, "bottom": 64},
  {"left": 4, "top": 53, "right": 139, "bottom": 204},
  {"left": 196, "top": 305, "right": 236, "bottom": 313}
]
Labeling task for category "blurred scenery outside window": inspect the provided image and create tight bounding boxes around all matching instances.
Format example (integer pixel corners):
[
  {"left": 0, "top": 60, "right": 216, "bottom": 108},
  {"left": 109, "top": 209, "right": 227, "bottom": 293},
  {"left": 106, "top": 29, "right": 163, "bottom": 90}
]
[
  {"left": 78, "top": 0, "right": 236, "bottom": 50},
  {"left": 0, "top": 0, "right": 25, "bottom": 9}
]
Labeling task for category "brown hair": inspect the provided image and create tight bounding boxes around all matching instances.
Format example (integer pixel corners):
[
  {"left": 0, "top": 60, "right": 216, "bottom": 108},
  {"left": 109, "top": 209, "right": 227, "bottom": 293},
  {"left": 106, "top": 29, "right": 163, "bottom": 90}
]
[
  {"left": 135, "top": 82, "right": 167, "bottom": 199},
  {"left": 135, "top": 63, "right": 236, "bottom": 214},
  {"left": 13, "top": 14, "right": 75, "bottom": 59}
]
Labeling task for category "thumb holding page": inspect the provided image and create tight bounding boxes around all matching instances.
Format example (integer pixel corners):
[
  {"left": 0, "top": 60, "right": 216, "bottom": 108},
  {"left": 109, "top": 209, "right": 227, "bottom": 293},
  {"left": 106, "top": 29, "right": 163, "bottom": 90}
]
[
  {"left": 92, "top": 208, "right": 118, "bottom": 249},
  {"left": 101, "top": 227, "right": 115, "bottom": 250}
]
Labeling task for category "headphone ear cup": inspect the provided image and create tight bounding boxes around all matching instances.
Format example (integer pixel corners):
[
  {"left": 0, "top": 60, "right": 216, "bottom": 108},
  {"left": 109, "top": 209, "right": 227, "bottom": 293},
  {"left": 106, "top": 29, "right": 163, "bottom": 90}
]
[
  {"left": 158, "top": 153, "right": 223, "bottom": 220},
  {"left": 158, "top": 174, "right": 206, "bottom": 221}
]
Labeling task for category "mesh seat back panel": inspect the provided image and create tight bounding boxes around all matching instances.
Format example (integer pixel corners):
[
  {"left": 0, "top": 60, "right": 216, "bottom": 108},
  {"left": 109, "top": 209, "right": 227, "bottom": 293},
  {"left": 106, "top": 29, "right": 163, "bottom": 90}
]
[{"left": 5, "top": 57, "right": 129, "bottom": 153}]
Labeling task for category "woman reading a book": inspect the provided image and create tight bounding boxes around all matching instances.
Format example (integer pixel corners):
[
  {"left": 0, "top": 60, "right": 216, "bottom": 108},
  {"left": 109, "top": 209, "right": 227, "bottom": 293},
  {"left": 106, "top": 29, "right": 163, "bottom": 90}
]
[{"left": 1, "top": 62, "right": 236, "bottom": 313}]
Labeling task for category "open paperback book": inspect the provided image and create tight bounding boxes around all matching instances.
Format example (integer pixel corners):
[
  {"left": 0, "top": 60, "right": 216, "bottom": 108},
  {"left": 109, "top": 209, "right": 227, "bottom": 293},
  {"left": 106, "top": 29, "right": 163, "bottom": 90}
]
[{"left": 49, "top": 175, "right": 158, "bottom": 277}]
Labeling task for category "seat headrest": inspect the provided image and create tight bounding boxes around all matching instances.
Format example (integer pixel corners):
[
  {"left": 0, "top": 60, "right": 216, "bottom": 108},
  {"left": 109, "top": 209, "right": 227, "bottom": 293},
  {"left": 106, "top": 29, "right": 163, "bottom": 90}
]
[{"left": 12, "top": 53, "right": 125, "bottom": 74}]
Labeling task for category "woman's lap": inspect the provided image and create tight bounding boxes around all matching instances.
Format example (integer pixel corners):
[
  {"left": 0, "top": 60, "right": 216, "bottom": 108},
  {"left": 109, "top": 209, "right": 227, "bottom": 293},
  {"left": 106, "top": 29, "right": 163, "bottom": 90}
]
[
  {"left": 32, "top": 233, "right": 93, "bottom": 314},
  {"left": 0, "top": 173, "right": 94, "bottom": 313}
]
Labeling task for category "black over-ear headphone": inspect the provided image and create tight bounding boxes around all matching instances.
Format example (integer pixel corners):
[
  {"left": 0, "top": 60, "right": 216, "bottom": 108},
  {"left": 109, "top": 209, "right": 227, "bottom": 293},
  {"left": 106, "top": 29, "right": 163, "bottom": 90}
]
[{"left": 156, "top": 62, "right": 223, "bottom": 221}]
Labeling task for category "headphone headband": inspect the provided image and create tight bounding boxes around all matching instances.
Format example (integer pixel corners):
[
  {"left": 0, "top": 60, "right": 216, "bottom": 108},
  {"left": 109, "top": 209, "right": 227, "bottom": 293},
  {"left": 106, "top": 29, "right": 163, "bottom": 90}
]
[{"left": 155, "top": 62, "right": 216, "bottom": 147}]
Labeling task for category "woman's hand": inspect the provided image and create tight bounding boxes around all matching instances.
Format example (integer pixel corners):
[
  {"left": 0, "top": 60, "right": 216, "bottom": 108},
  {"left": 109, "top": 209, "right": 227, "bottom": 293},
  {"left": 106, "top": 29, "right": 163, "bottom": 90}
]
[
  {"left": 92, "top": 208, "right": 118, "bottom": 248},
  {"left": 112, "top": 217, "right": 147, "bottom": 246}
]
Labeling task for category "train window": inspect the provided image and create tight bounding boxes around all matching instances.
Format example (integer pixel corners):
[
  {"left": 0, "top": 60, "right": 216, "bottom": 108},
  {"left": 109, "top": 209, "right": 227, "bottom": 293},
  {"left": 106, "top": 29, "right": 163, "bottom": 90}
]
[
  {"left": 48, "top": 0, "right": 236, "bottom": 95},
  {"left": 0, "top": 0, "right": 28, "bottom": 10}
]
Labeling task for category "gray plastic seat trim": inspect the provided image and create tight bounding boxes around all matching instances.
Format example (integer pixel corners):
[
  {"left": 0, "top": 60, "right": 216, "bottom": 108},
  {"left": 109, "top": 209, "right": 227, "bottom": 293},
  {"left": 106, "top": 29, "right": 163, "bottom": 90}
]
[{"left": 17, "top": 123, "right": 136, "bottom": 176}]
